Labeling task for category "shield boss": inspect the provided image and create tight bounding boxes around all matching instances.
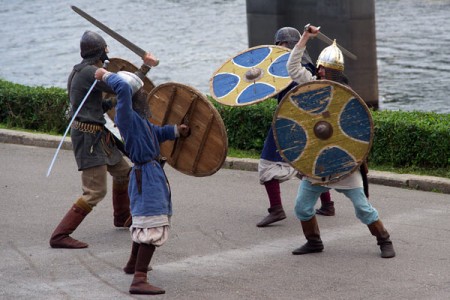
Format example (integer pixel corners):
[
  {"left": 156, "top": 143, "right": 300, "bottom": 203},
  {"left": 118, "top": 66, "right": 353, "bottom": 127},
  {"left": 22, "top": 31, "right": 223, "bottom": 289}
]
[{"left": 273, "top": 80, "right": 373, "bottom": 184}]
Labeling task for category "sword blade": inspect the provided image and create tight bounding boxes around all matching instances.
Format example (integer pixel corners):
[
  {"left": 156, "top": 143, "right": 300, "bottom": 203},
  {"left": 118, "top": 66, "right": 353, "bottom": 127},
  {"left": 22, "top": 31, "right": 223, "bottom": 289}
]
[
  {"left": 316, "top": 32, "right": 357, "bottom": 60},
  {"left": 47, "top": 79, "right": 98, "bottom": 177},
  {"left": 71, "top": 5, "right": 146, "bottom": 58}
]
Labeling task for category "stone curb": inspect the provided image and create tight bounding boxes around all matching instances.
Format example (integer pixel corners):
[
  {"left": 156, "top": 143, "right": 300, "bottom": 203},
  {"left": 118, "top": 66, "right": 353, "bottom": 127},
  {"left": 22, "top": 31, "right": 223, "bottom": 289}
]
[{"left": 1, "top": 128, "right": 449, "bottom": 194}]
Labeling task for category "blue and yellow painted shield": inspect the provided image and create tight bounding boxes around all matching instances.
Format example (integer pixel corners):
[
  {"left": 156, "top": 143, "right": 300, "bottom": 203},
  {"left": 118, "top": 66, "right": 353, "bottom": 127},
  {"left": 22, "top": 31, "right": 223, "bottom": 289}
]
[
  {"left": 210, "top": 45, "right": 292, "bottom": 106},
  {"left": 273, "top": 80, "right": 373, "bottom": 184}
]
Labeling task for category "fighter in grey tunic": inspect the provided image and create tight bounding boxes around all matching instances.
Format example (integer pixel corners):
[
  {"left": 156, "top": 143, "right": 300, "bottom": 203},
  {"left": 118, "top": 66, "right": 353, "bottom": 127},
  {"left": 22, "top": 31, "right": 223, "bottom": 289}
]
[{"left": 49, "top": 31, "right": 159, "bottom": 249}]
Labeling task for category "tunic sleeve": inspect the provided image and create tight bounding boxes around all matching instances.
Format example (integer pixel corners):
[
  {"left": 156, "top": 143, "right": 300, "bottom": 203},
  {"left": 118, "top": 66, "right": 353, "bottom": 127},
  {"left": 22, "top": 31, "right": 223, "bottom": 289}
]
[
  {"left": 287, "top": 46, "right": 315, "bottom": 84},
  {"left": 148, "top": 121, "right": 177, "bottom": 143},
  {"left": 105, "top": 74, "right": 134, "bottom": 134}
]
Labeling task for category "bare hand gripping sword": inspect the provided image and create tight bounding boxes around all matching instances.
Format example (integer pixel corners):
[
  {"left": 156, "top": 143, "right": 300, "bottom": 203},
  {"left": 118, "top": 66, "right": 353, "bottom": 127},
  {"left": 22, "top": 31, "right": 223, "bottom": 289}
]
[{"left": 46, "top": 60, "right": 110, "bottom": 177}]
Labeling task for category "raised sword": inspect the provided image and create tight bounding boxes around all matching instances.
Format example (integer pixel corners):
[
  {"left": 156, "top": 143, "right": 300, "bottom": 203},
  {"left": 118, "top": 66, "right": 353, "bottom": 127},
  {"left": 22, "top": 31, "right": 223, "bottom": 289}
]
[
  {"left": 304, "top": 24, "right": 357, "bottom": 60},
  {"left": 71, "top": 5, "right": 154, "bottom": 62}
]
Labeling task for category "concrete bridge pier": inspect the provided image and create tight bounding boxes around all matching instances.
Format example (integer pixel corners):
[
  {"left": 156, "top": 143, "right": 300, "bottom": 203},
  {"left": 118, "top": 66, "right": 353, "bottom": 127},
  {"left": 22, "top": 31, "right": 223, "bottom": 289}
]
[{"left": 246, "top": 0, "right": 379, "bottom": 109}]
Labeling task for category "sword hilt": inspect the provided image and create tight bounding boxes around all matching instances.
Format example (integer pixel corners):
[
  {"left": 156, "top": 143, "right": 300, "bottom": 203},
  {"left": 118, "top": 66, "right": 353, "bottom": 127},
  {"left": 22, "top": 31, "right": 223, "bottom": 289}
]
[{"left": 304, "top": 23, "right": 321, "bottom": 34}]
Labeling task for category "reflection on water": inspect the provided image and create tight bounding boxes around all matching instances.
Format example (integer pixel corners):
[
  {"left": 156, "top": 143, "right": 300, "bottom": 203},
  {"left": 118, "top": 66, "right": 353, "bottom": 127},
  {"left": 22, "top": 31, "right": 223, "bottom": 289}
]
[{"left": 0, "top": 0, "right": 449, "bottom": 113}]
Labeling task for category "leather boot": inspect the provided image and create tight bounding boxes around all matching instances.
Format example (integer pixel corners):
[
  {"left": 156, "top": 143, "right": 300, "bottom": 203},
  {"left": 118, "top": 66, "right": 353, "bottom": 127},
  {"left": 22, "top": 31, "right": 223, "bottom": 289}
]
[
  {"left": 129, "top": 244, "right": 165, "bottom": 295},
  {"left": 49, "top": 199, "right": 92, "bottom": 249},
  {"left": 129, "top": 272, "right": 165, "bottom": 295},
  {"left": 292, "top": 216, "right": 324, "bottom": 255},
  {"left": 316, "top": 192, "right": 335, "bottom": 216},
  {"left": 256, "top": 205, "right": 286, "bottom": 227},
  {"left": 123, "top": 242, "right": 152, "bottom": 274},
  {"left": 316, "top": 201, "right": 335, "bottom": 216},
  {"left": 368, "top": 219, "right": 396, "bottom": 258},
  {"left": 112, "top": 180, "right": 132, "bottom": 227}
]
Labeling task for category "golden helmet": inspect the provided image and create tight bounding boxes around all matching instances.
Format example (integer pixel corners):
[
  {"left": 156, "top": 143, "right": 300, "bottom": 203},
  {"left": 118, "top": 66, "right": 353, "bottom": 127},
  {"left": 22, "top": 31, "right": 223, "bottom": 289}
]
[{"left": 316, "top": 40, "right": 344, "bottom": 71}]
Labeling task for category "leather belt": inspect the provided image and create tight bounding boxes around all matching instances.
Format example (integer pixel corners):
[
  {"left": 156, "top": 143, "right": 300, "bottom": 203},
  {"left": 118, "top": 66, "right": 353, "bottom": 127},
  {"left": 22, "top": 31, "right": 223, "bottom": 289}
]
[{"left": 71, "top": 120, "right": 103, "bottom": 134}]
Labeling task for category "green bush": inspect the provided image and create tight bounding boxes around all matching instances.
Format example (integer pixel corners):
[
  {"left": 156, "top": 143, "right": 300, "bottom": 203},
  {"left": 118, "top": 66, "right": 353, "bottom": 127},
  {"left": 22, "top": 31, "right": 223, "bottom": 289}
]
[
  {"left": 210, "top": 96, "right": 277, "bottom": 151},
  {"left": 370, "top": 110, "right": 450, "bottom": 168},
  {"left": 0, "top": 79, "right": 68, "bottom": 133},
  {"left": 0, "top": 79, "right": 448, "bottom": 169}
]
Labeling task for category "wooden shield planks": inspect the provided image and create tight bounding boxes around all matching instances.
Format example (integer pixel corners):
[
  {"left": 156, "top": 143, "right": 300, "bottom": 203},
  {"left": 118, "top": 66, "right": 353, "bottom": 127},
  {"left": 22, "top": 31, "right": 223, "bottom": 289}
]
[
  {"left": 273, "top": 80, "right": 373, "bottom": 184},
  {"left": 106, "top": 57, "right": 155, "bottom": 93},
  {"left": 103, "top": 57, "right": 156, "bottom": 121},
  {"left": 210, "top": 45, "right": 293, "bottom": 106},
  {"left": 148, "top": 82, "right": 228, "bottom": 177}
]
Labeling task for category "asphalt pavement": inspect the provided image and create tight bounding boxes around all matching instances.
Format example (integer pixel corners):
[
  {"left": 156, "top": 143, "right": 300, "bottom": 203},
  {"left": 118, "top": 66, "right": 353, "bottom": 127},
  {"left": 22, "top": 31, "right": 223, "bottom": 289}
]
[{"left": 1, "top": 129, "right": 450, "bottom": 299}]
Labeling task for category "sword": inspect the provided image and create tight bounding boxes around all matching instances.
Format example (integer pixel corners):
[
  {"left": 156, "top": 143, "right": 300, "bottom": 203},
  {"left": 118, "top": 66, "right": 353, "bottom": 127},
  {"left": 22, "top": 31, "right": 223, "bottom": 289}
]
[
  {"left": 46, "top": 60, "right": 109, "bottom": 177},
  {"left": 71, "top": 5, "right": 157, "bottom": 64},
  {"left": 304, "top": 24, "right": 357, "bottom": 60}
]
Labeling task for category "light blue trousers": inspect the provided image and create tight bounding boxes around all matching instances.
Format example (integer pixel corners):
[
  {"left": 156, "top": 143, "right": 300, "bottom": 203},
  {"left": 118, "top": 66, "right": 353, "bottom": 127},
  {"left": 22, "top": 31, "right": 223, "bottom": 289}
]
[{"left": 294, "top": 179, "right": 379, "bottom": 225}]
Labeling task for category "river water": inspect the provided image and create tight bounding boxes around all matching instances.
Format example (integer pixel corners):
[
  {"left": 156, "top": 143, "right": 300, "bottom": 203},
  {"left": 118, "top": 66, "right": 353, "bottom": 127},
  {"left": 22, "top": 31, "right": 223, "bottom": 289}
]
[{"left": 0, "top": 0, "right": 449, "bottom": 113}]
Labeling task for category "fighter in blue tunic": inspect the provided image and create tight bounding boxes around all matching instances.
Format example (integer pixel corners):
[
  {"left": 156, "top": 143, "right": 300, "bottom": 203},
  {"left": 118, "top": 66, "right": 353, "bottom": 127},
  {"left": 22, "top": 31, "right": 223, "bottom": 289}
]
[{"left": 95, "top": 62, "right": 190, "bottom": 295}]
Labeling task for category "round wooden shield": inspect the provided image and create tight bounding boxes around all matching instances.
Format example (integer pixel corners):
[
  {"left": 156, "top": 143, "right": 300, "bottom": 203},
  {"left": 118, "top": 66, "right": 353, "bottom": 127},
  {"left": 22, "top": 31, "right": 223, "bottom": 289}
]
[
  {"left": 147, "top": 82, "right": 228, "bottom": 177},
  {"left": 103, "top": 57, "right": 156, "bottom": 121},
  {"left": 273, "top": 80, "right": 373, "bottom": 184},
  {"left": 106, "top": 57, "right": 155, "bottom": 92},
  {"left": 209, "top": 45, "right": 293, "bottom": 106}
]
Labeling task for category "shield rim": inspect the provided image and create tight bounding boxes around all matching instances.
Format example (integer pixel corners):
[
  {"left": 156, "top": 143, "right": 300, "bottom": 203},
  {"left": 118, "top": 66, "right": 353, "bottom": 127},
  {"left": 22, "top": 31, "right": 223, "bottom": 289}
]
[{"left": 272, "top": 79, "right": 374, "bottom": 184}]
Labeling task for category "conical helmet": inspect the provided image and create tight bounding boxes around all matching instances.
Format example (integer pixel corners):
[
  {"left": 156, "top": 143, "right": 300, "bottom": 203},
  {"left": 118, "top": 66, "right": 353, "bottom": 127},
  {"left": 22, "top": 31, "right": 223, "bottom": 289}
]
[{"left": 316, "top": 40, "right": 344, "bottom": 71}]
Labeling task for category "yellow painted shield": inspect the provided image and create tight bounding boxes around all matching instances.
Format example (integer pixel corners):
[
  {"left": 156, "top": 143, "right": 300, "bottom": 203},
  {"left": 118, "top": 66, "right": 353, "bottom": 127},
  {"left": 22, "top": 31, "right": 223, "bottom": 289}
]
[
  {"left": 273, "top": 80, "right": 373, "bottom": 184},
  {"left": 210, "top": 45, "right": 292, "bottom": 106}
]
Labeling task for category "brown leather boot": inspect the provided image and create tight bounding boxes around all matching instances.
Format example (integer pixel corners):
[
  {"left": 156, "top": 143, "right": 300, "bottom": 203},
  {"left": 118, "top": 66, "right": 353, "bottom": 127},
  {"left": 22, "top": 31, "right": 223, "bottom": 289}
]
[
  {"left": 112, "top": 180, "right": 132, "bottom": 227},
  {"left": 316, "top": 201, "right": 335, "bottom": 216},
  {"left": 368, "top": 219, "right": 396, "bottom": 258},
  {"left": 129, "top": 244, "right": 165, "bottom": 295},
  {"left": 123, "top": 242, "right": 152, "bottom": 274},
  {"left": 292, "top": 216, "right": 324, "bottom": 255},
  {"left": 49, "top": 199, "right": 92, "bottom": 249},
  {"left": 129, "top": 272, "right": 165, "bottom": 295},
  {"left": 256, "top": 205, "right": 286, "bottom": 227}
]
